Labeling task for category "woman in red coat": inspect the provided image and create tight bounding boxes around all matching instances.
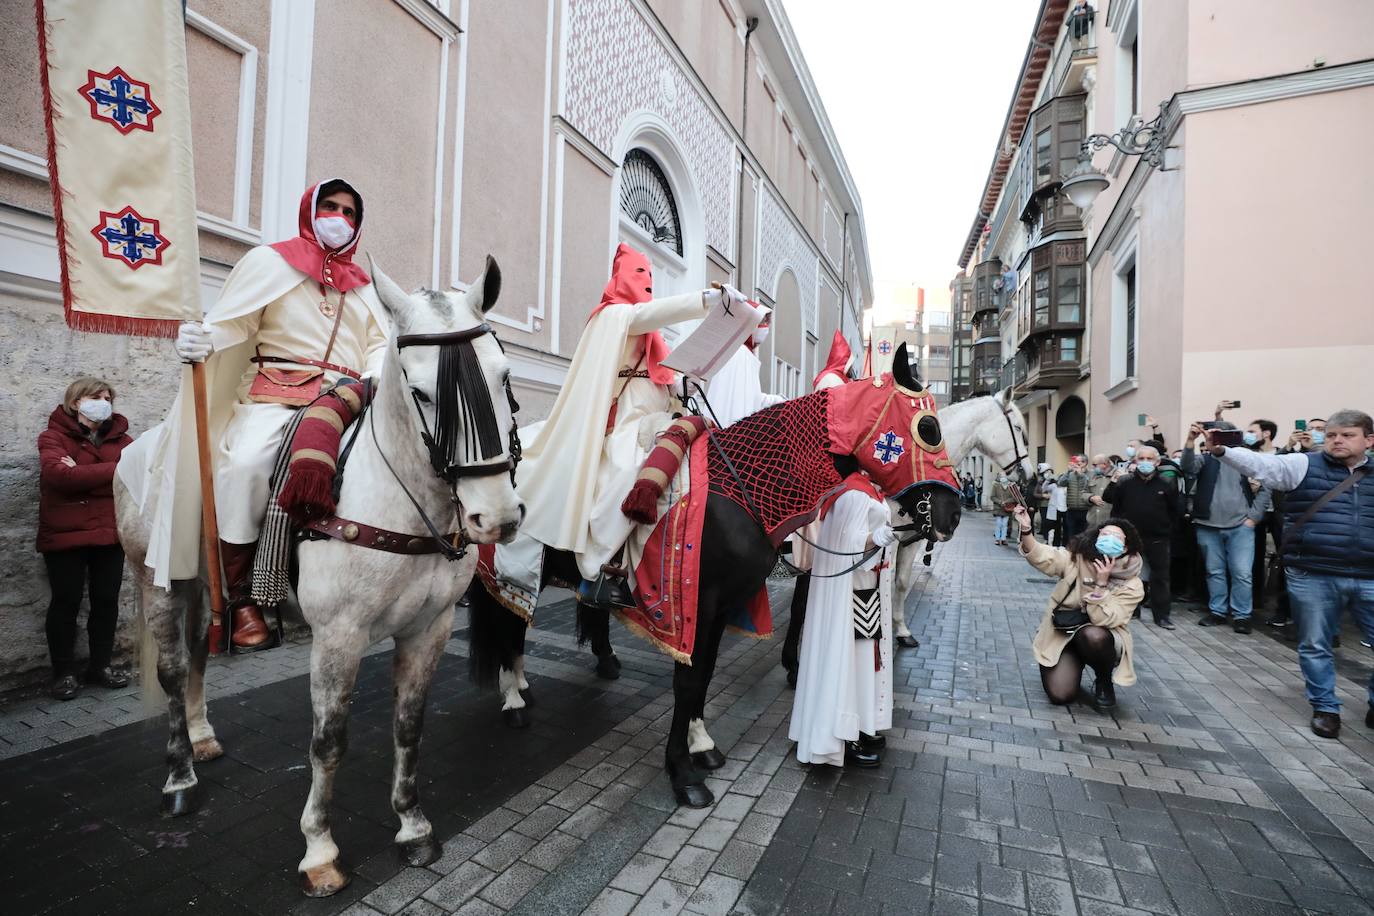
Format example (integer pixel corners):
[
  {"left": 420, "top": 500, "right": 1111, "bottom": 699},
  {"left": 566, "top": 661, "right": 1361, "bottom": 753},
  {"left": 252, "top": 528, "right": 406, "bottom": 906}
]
[{"left": 37, "top": 378, "right": 134, "bottom": 700}]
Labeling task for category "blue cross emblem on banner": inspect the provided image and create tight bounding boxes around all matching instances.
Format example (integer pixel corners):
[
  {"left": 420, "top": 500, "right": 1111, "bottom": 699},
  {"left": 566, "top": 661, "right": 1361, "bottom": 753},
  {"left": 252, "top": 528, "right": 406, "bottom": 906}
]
[
  {"left": 90, "top": 207, "right": 170, "bottom": 269},
  {"left": 877, "top": 339, "right": 892, "bottom": 355},
  {"left": 78, "top": 67, "right": 161, "bottom": 134},
  {"left": 873, "top": 430, "right": 904, "bottom": 465}
]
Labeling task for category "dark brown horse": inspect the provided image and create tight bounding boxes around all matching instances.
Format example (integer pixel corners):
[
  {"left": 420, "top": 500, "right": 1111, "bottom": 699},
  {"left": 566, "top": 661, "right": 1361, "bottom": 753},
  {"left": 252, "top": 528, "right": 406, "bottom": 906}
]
[{"left": 469, "top": 346, "right": 962, "bottom": 807}]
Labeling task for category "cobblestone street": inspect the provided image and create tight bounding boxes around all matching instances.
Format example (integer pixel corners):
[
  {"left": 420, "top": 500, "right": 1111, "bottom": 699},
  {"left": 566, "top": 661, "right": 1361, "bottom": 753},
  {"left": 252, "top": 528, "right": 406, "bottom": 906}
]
[{"left": 4, "top": 513, "right": 1374, "bottom": 915}]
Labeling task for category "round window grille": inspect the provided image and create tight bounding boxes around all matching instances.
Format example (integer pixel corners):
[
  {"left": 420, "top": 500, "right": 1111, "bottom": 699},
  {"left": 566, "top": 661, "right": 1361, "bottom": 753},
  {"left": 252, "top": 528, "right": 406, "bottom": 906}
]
[{"left": 620, "top": 149, "right": 682, "bottom": 256}]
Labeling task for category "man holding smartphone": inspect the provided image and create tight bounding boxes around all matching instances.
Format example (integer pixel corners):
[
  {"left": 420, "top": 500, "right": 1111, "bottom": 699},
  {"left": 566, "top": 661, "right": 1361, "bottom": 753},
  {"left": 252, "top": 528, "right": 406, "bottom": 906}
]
[
  {"left": 1182, "top": 421, "right": 1271, "bottom": 633},
  {"left": 1202, "top": 409, "right": 1374, "bottom": 739}
]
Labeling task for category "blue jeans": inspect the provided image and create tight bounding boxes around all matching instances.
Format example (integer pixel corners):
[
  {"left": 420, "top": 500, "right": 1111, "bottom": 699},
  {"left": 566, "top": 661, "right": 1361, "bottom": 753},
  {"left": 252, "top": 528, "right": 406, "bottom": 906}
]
[
  {"left": 1195, "top": 524, "right": 1255, "bottom": 619},
  {"left": 994, "top": 516, "right": 1009, "bottom": 540},
  {"left": 1288, "top": 568, "right": 1374, "bottom": 713}
]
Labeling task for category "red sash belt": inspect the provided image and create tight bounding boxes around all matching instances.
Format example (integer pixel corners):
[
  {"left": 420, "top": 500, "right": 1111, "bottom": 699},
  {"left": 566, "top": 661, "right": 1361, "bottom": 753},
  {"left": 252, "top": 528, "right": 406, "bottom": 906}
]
[{"left": 252, "top": 353, "right": 361, "bottom": 380}]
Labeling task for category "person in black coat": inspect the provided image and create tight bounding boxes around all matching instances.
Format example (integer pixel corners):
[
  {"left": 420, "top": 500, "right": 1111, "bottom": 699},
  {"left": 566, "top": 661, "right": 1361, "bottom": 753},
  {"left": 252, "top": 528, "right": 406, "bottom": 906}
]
[{"left": 1104, "top": 445, "right": 1183, "bottom": 629}]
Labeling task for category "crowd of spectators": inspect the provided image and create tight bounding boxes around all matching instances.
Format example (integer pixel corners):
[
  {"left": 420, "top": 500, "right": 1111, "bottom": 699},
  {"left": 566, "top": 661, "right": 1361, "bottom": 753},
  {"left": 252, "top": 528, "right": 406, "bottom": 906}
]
[{"left": 995, "top": 403, "right": 1373, "bottom": 739}]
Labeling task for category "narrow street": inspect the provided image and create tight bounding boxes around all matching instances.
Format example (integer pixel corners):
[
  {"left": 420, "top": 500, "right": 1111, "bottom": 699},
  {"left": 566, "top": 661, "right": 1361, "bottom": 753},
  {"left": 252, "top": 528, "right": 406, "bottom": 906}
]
[{"left": 3, "top": 514, "right": 1373, "bottom": 915}]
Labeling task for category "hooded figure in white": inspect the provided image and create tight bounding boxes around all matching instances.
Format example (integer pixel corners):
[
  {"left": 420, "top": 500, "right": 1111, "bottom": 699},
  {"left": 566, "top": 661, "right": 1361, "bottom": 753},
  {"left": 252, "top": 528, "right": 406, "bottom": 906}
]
[
  {"left": 790, "top": 478, "right": 897, "bottom": 766},
  {"left": 120, "top": 179, "right": 387, "bottom": 651},
  {"left": 705, "top": 313, "right": 785, "bottom": 427}
]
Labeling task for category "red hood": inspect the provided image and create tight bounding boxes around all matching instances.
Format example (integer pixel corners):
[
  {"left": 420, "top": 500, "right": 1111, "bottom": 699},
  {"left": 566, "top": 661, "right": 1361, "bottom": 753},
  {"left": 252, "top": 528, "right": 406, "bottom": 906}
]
[
  {"left": 47, "top": 405, "right": 129, "bottom": 441},
  {"left": 268, "top": 180, "right": 371, "bottom": 292},
  {"left": 813, "top": 330, "right": 852, "bottom": 389},
  {"left": 588, "top": 244, "right": 673, "bottom": 385}
]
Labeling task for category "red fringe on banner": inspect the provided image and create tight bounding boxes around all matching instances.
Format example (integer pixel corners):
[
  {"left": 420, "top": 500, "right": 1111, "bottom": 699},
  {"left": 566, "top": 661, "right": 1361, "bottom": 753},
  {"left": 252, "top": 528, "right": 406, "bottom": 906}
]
[{"left": 34, "top": 0, "right": 181, "bottom": 340}]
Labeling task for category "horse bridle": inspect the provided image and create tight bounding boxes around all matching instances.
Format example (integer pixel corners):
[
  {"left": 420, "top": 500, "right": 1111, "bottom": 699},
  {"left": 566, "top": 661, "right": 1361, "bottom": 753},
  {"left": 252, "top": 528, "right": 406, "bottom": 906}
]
[
  {"left": 998, "top": 404, "right": 1029, "bottom": 478},
  {"left": 364, "top": 322, "right": 521, "bottom": 561}
]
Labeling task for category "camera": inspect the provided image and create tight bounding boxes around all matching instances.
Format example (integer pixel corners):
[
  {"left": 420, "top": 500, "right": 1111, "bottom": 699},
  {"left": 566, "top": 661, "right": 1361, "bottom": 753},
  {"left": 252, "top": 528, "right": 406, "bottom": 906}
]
[{"left": 1211, "top": 429, "right": 1245, "bottom": 448}]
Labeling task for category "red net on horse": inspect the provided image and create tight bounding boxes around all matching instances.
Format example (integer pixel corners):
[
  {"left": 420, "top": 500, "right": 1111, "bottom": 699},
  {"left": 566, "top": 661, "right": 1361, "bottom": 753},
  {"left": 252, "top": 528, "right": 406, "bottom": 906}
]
[{"left": 706, "top": 392, "right": 843, "bottom": 546}]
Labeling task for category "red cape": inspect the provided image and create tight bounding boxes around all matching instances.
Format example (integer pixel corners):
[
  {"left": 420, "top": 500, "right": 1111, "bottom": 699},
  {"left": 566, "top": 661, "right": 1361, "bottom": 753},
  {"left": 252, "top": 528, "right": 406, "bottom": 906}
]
[{"left": 269, "top": 179, "right": 371, "bottom": 292}]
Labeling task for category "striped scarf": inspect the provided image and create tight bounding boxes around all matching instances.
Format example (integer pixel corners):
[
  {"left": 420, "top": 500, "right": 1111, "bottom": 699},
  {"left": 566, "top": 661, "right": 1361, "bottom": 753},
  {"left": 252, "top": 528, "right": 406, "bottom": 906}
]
[
  {"left": 621, "top": 416, "right": 712, "bottom": 524},
  {"left": 250, "top": 381, "right": 369, "bottom": 608}
]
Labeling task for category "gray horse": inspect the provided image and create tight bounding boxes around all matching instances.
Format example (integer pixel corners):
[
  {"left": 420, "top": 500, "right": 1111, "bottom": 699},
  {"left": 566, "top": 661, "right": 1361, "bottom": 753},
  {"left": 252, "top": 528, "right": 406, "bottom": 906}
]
[{"left": 116, "top": 257, "right": 523, "bottom": 896}]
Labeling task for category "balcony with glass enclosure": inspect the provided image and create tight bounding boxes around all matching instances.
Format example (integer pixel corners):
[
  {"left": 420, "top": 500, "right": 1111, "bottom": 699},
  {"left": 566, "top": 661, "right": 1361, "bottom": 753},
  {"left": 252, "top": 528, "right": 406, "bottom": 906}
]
[
  {"left": 1013, "top": 238, "right": 1086, "bottom": 388},
  {"left": 1018, "top": 93, "right": 1087, "bottom": 237}
]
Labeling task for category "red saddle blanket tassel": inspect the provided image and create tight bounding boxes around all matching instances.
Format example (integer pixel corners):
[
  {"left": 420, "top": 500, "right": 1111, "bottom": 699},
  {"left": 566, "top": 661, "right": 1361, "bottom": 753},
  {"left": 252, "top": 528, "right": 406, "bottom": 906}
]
[{"left": 621, "top": 416, "right": 711, "bottom": 524}]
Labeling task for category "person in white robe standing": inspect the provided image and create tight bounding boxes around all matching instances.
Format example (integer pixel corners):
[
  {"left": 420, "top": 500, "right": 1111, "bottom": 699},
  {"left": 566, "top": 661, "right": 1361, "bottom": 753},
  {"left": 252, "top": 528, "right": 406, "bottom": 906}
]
[
  {"left": 789, "top": 477, "right": 898, "bottom": 767},
  {"left": 705, "top": 314, "right": 785, "bottom": 427}
]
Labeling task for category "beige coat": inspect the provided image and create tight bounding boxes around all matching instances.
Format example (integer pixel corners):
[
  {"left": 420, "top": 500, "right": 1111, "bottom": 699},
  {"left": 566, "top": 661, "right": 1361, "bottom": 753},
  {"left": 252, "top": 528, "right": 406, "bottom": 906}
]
[{"left": 1021, "top": 539, "right": 1144, "bottom": 685}]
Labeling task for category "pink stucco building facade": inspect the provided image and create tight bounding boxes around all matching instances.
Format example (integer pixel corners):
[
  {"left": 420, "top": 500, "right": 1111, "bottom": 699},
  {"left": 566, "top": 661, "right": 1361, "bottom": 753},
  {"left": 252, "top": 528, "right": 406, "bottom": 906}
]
[{"left": 953, "top": 0, "right": 1373, "bottom": 470}]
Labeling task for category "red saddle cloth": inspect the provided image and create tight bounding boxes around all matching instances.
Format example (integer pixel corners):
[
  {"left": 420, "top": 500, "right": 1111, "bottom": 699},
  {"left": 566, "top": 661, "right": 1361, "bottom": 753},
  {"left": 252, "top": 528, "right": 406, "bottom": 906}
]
[{"left": 627, "top": 435, "right": 771, "bottom": 664}]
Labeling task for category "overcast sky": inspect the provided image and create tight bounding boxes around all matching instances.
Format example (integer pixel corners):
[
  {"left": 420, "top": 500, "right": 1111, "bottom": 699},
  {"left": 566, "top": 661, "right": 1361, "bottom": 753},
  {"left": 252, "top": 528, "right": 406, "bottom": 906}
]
[{"left": 784, "top": 0, "right": 1040, "bottom": 309}]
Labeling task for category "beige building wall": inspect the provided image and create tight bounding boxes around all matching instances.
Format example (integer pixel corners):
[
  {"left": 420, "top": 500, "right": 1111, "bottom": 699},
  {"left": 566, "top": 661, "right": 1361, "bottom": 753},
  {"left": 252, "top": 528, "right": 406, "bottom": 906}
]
[
  {"left": 0, "top": 0, "right": 873, "bottom": 683},
  {"left": 1084, "top": 2, "right": 1374, "bottom": 457}
]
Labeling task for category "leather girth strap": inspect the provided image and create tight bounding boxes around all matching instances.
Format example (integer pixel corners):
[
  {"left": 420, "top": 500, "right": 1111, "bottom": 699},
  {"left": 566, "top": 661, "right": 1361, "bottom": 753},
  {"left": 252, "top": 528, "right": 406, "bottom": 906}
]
[{"left": 300, "top": 516, "right": 466, "bottom": 556}]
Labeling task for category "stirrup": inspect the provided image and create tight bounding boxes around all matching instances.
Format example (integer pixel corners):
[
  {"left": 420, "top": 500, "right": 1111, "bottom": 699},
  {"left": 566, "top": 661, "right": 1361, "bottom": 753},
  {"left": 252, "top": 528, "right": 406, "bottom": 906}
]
[{"left": 577, "top": 565, "right": 636, "bottom": 610}]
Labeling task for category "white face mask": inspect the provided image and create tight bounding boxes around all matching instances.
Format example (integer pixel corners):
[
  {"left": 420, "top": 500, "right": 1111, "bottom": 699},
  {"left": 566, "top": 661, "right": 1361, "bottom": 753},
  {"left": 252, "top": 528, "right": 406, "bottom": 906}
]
[
  {"left": 78, "top": 398, "right": 113, "bottom": 423},
  {"left": 313, "top": 215, "right": 355, "bottom": 250},
  {"left": 752, "top": 326, "right": 770, "bottom": 346}
]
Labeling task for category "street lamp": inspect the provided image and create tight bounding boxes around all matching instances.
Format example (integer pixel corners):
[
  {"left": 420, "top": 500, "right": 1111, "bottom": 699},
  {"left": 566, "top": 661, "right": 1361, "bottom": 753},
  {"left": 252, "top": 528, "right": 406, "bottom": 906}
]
[{"left": 1060, "top": 101, "right": 1172, "bottom": 210}]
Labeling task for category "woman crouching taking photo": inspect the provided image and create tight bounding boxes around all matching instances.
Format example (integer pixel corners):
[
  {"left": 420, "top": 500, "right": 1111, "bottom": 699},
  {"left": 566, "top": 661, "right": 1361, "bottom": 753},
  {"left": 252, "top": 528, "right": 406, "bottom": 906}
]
[{"left": 1011, "top": 504, "right": 1144, "bottom": 709}]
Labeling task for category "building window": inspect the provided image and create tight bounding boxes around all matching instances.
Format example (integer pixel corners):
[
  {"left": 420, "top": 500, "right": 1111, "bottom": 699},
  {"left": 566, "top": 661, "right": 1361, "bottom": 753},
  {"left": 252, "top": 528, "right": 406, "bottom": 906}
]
[
  {"left": 1035, "top": 128, "right": 1052, "bottom": 183},
  {"left": 1124, "top": 265, "right": 1137, "bottom": 378},
  {"left": 929, "top": 380, "right": 949, "bottom": 395},
  {"left": 1034, "top": 269, "right": 1050, "bottom": 327},
  {"left": 619, "top": 149, "right": 682, "bottom": 256},
  {"left": 774, "top": 357, "right": 802, "bottom": 399},
  {"left": 929, "top": 345, "right": 951, "bottom": 358},
  {"left": 1114, "top": 1, "right": 1140, "bottom": 123},
  {"left": 1056, "top": 265, "right": 1082, "bottom": 323},
  {"left": 1059, "top": 335, "right": 1079, "bottom": 364}
]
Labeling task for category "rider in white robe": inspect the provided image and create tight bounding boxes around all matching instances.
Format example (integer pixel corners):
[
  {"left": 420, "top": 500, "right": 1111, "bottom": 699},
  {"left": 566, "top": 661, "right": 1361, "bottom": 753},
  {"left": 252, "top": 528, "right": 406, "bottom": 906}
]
[
  {"left": 790, "top": 480, "right": 896, "bottom": 766},
  {"left": 705, "top": 317, "right": 784, "bottom": 428},
  {"left": 120, "top": 179, "right": 387, "bottom": 650},
  {"left": 512, "top": 244, "right": 744, "bottom": 584}
]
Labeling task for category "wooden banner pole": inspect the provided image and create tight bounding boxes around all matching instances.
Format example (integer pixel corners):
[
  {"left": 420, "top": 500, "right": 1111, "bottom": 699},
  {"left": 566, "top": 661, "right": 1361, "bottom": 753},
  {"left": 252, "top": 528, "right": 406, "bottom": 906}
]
[{"left": 190, "top": 361, "right": 228, "bottom": 653}]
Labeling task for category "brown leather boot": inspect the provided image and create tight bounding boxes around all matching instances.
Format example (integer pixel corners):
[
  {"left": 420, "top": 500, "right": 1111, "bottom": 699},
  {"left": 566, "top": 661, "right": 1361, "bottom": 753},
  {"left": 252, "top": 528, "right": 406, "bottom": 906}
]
[{"left": 218, "top": 540, "right": 274, "bottom": 653}]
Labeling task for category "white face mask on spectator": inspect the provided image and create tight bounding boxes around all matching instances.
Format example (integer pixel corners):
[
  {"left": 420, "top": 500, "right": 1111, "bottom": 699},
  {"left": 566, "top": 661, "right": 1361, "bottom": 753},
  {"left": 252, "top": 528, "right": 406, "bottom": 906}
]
[{"left": 77, "top": 398, "right": 113, "bottom": 423}]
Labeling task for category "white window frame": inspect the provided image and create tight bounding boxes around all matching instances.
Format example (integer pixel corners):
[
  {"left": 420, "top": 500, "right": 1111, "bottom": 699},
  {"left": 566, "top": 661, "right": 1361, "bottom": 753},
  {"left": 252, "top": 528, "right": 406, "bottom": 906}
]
[
  {"left": 773, "top": 356, "right": 802, "bottom": 400},
  {"left": 1114, "top": 0, "right": 1141, "bottom": 126},
  {"left": 1107, "top": 230, "right": 1140, "bottom": 395}
]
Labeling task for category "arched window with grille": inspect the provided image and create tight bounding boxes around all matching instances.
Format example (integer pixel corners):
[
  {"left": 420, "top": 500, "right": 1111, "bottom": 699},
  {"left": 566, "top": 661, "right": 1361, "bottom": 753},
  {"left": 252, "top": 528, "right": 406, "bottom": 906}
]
[{"left": 619, "top": 149, "right": 682, "bottom": 257}]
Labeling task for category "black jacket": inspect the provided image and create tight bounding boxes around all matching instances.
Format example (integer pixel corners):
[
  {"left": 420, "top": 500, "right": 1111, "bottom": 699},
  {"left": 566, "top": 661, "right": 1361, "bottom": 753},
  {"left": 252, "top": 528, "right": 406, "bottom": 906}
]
[{"left": 1104, "top": 472, "right": 1182, "bottom": 539}]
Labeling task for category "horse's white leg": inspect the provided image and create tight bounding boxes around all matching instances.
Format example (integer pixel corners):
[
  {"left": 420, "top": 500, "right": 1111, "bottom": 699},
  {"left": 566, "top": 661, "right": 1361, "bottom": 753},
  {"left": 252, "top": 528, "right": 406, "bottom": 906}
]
[
  {"left": 514, "top": 653, "right": 529, "bottom": 692},
  {"left": 181, "top": 585, "right": 221, "bottom": 762},
  {"left": 391, "top": 606, "right": 453, "bottom": 867},
  {"left": 499, "top": 665, "right": 527, "bottom": 713},
  {"left": 687, "top": 718, "right": 715, "bottom": 753},
  {"left": 144, "top": 580, "right": 199, "bottom": 816},
  {"left": 892, "top": 541, "right": 918, "bottom": 640},
  {"left": 298, "top": 628, "right": 366, "bottom": 897}
]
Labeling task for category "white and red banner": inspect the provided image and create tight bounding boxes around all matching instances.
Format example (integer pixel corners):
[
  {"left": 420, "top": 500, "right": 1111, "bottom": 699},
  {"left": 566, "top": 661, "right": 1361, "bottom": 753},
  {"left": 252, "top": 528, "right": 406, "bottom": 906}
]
[{"left": 36, "top": 0, "right": 201, "bottom": 336}]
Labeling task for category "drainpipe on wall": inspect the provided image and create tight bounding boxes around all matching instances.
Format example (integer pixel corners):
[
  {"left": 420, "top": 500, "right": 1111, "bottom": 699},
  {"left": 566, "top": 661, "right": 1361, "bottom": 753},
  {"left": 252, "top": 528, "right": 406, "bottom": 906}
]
[
  {"left": 839, "top": 210, "right": 850, "bottom": 343},
  {"left": 738, "top": 17, "right": 761, "bottom": 371}
]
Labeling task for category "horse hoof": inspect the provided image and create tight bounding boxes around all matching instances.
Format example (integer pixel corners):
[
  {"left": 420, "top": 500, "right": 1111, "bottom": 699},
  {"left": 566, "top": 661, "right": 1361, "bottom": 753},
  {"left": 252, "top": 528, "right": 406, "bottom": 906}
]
[
  {"left": 673, "top": 782, "right": 714, "bottom": 809},
  {"left": 503, "top": 707, "right": 530, "bottom": 729},
  {"left": 786, "top": 668, "right": 798, "bottom": 689},
  {"left": 160, "top": 786, "right": 197, "bottom": 818},
  {"left": 896, "top": 635, "right": 920, "bottom": 649},
  {"left": 519, "top": 687, "right": 536, "bottom": 708},
  {"left": 299, "top": 860, "right": 350, "bottom": 897},
  {"left": 192, "top": 737, "right": 224, "bottom": 762},
  {"left": 397, "top": 835, "right": 440, "bottom": 868},
  {"left": 690, "top": 748, "right": 727, "bottom": 771},
  {"left": 595, "top": 654, "right": 621, "bottom": 680}
]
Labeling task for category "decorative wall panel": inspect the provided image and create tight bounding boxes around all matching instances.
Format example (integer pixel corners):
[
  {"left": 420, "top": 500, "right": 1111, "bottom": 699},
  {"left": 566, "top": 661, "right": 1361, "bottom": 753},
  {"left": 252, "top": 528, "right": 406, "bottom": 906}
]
[{"left": 758, "top": 186, "right": 818, "bottom": 336}]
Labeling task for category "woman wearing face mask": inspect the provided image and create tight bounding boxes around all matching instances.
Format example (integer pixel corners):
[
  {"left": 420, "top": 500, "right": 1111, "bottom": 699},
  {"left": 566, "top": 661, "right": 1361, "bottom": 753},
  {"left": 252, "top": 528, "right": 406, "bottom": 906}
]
[
  {"left": 36, "top": 378, "right": 135, "bottom": 700},
  {"left": 1011, "top": 504, "right": 1146, "bottom": 709}
]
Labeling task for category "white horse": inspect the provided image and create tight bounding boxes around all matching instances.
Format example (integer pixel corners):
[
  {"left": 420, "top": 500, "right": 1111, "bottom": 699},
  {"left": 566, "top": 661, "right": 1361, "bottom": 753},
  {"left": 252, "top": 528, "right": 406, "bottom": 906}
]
[
  {"left": 889, "top": 393, "right": 1032, "bottom": 641},
  {"left": 115, "top": 256, "right": 523, "bottom": 898}
]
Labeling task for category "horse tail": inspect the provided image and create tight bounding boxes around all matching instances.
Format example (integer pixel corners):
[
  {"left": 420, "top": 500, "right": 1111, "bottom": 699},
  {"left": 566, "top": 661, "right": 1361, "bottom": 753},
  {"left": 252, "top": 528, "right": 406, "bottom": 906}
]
[
  {"left": 465, "top": 578, "right": 524, "bottom": 687},
  {"left": 137, "top": 584, "right": 167, "bottom": 714}
]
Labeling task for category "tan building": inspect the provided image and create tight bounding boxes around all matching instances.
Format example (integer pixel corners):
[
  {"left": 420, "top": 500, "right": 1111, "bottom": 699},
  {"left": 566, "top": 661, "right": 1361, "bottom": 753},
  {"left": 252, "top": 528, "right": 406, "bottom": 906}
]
[
  {"left": 0, "top": 0, "right": 873, "bottom": 681},
  {"left": 952, "top": 0, "right": 1373, "bottom": 467},
  {"left": 867, "top": 286, "right": 951, "bottom": 404}
]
